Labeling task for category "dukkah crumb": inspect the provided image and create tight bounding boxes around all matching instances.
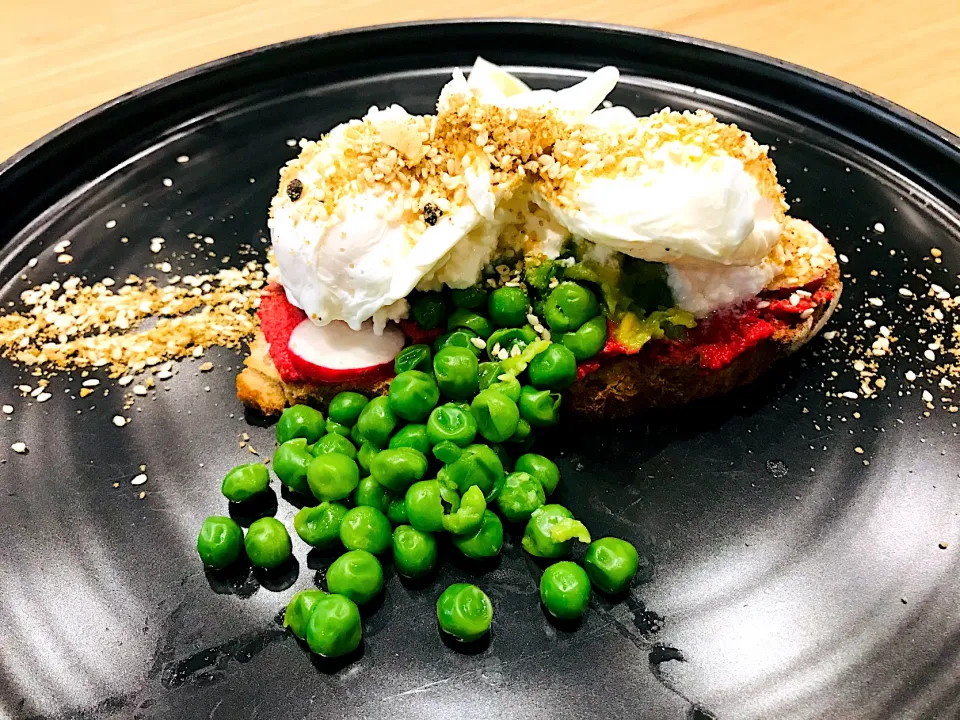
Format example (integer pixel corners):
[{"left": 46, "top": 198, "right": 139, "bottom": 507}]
[{"left": 0, "top": 262, "right": 265, "bottom": 377}]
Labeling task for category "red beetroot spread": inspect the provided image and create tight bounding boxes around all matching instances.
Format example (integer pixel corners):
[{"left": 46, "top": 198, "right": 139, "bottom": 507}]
[
  {"left": 261, "top": 278, "right": 834, "bottom": 386},
  {"left": 596, "top": 280, "right": 833, "bottom": 373},
  {"left": 259, "top": 284, "right": 426, "bottom": 385}
]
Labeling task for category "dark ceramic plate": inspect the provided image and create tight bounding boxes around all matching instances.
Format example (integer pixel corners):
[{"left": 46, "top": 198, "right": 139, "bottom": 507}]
[{"left": 2, "top": 20, "right": 960, "bottom": 720}]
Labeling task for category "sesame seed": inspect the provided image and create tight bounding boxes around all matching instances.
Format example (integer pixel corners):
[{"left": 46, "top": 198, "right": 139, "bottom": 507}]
[
  {"left": 874, "top": 222, "right": 885, "bottom": 233},
  {"left": 854, "top": 447, "right": 864, "bottom": 454},
  {"left": 118, "top": 376, "right": 134, "bottom": 386},
  {"left": 36, "top": 392, "right": 51, "bottom": 403},
  {"left": 112, "top": 416, "right": 128, "bottom": 427},
  {"left": 162, "top": 178, "right": 173, "bottom": 188},
  {"left": 1, "top": 405, "right": 12, "bottom": 414},
  {"left": 800, "top": 308, "right": 815, "bottom": 320},
  {"left": 57, "top": 254, "right": 73, "bottom": 264},
  {"left": 839, "top": 253, "right": 849, "bottom": 263},
  {"left": 841, "top": 391, "right": 859, "bottom": 400},
  {"left": 756, "top": 300, "right": 770, "bottom": 309},
  {"left": 863, "top": 319, "right": 877, "bottom": 328},
  {"left": 924, "top": 349, "right": 936, "bottom": 362},
  {"left": 10, "top": 442, "right": 26, "bottom": 454},
  {"left": 930, "top": 247, "right": 942, "bottom": 258},
  {"left": 469, "top": 337, "right": 486, "bottom": 349},
  {"left": 156, "top": 370, "right": 174, "bottom": 380},
  {"left": 922, "top": 390, "right": 933, "bottom": 403},
  {"left": 105, "top": 220, "right": 117, "bottom": 229},
  {"left": 176, "top": 155, "right": 190, "bottom": 164},
  {"left": 789, "top": 294, "right": 800, "bottom": 306},
  {"left": 526, "top": 314, "right": 539, "bottom": 326},
  {"left": 82, "top": 379, "right": 100, "bottom": 388},
  {"left": 898, "top": 288, "right": 913, "bottom": 298},
  {"left": 133, "top": 385, "right": 148, "bottom": 396},
  {"left": 905, "top": 371, "right": 917, "bottom": 382},
  {"left": 131, "top": 473, "right": 148, "bottom": 486},
  {"left": 867, "top": 298, "right": 883, "bottom": 307}
]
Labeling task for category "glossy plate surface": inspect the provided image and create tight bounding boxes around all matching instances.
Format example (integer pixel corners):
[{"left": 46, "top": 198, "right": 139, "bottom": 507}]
[{"left": 1, "top": 20, "right": 959, "bottom": 720}]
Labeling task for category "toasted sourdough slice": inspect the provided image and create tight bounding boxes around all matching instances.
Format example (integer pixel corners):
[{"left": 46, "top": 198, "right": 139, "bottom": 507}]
[{"left": 236, "top": 261, "right": 841, "bottom": 420}]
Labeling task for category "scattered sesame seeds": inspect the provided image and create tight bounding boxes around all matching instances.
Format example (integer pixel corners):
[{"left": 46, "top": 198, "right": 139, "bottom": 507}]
[
  {"left": 867, "top": 297, "right": 884, "bottom": 307},
  {"left": 905, "top": 370, "right": 917, "bottom": 382},
  {"left": 10, "top": 442, "right": 26, "bottom": 454},
  {"left": 105, "top": 220, "right": 117, "bottom": 229},
  {"left": 133, "top": 385, "right": 148, "bottom": 396},
  {"left": 854, "top": 447, "right": 864, "bottom": 454},
  {"left": 156, "top": 370, "right": 173, "bottom": 380},
  {"left": 131, "top": 473, "right": 148, "bottom": 486},
  {"left": 874, "top": 222, "right": 885, "bottom": 233},
  {"left": 112, "top": 416, "right": 128, "bottom": 427},
  {"left": 162, "top": 178, "right": 173, "bottom": 188},
  {"left": 897, "top": 288, "right": 913, "bottom": 298},
  {"left": 1, "top": 405, "right": 12, "bottom": 414},
  {"left": 176, "top": 155, "right": 190, "bottom": 164},
  {"left": 81, "top": 379, "right": 100, "bottom": 388},
  {"left": 36, "top": 392, "right": 51, "bottom": 403},
  {"left": 924, "top": 349, "right": 936, "bottom": 362}
]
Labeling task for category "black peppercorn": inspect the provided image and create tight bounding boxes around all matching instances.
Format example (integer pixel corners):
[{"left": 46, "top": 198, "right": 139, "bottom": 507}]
[
  {"left": 423, "top": 202, "right": 442, "bottom": 226},
  {"left": 286, "top": 179, "right": 304, "bottom": 201}
]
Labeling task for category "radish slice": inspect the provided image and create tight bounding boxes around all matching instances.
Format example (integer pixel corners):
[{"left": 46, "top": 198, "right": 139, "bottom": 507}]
[{"left": 287, "top": 319, "right": 405, "bottom": 382}]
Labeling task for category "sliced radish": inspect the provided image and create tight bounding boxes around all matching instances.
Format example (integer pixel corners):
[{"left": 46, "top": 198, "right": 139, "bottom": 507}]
[{"left": 287, "top": 319, "right": 405, "bottom": 382}]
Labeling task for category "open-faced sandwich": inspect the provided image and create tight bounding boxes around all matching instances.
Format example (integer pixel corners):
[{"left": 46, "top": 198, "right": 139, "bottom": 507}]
[{"left": 237, "top": 58, "right": 840, "bottom": 418}]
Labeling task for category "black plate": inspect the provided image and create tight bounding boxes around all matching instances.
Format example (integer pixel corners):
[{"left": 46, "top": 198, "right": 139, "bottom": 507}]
[{"left": 2, "top": 20, "right": 960, "bottom": 720}]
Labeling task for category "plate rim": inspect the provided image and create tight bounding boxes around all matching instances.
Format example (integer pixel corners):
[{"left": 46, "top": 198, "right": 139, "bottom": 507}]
[{"left": 2, "top": 17, "right": 959, "bottom": 178}]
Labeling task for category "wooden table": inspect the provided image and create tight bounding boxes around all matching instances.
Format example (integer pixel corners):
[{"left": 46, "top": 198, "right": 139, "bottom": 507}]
[{"left": 3, "top": 1, "right": 959, "bottom": 161}]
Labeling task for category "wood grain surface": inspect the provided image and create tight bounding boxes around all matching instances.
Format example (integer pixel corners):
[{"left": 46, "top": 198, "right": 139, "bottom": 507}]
[{"left": 2, "top": 1, "right": 959, "bottom": 160}]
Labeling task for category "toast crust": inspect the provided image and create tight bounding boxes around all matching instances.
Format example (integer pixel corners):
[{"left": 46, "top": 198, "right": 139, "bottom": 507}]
[{"left": 236, "top": 263, "right": 841, "bottom": 418}]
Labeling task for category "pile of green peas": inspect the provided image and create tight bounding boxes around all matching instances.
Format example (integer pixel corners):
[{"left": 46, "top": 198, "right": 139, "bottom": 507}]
[{"left": 197, "top": 276, "right": 641, "bottom": 658}]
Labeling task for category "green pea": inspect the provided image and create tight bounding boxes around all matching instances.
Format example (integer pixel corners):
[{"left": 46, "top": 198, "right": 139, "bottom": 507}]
[
  {"left": 507, "top": 419, "right": 533, "bottom": 445},
  {"left": 273, "top": 438, "right": 313, "bottom": 495},
  {"left": 339, "top": 506, "right": 392, "bottom": 555},
  {"left": 405, "top": 479, "right": 461, "bottom": 533},
  {"left": 306, "top": 452, "right": 360, "bottom": 502},
  {"left": 276, "top": 404, "right": 325, "bottom": 444},
  {"left": 411, "top": 292, "right": 448, "bottom": 330},
  {"left": 521, "top": 504, "right": 591, "bottom": 558},
  {"left": 452, "top": 510, "right": 504, "bottom": 559},
  {"left": 478, "top": 361, "right": 503, "bottom": 390},
  {"left": 436, "top": 583, "right": 493, "bottom": 642},
  {"left": 284, "top": 589, "right": 326, "bottom": 640},
  {"left": 326, "top": 549, "right": 384, "bottom": 605},
  {"left": 328, "top": 391, "right": 369, "bottom": 426},
  {"left": 514, "top": 453, "right": 560, "bottom": 495},
  {"left": 490, "top": 444, "right": 512, "bottom": 475},
  {"left": 325, "top": 418, "right": 352, "bottom": 437},
  {"left": 519, "top": 386, "right": 562, "bottom": 427},
  {"left": 451, "top": 286, "right": 488, "bottom": 309},
  {"left": 387, "top": 497, "right": 409, "bottom": 526},
  {"left": 560, "top": 315, "right": 607, "bottom": 361},
  {"left": 356, "top": 396, "right": 398, "bottom": 448},
  {"left": 306, "top": 593, "right": 362, "bottom": 657},
  {"left": 488, "top": 287, "right": 529, "bottom": 328},
  {"left": 584, "top": 537, "right": 640, "bottom": 594},
  {"left": 447, "top": 308, "right": 493, "bottom": 340},
  {"left": 527, "top": 343, "right": 577, "bottom": 391},
  {"left": 486, "top": 376, "right": 521, "bottom": 402},
  {"left": 486, "top": 326, "right": 537, "bottom": 361},
  {"left": 496, "top": 471, "right": 545, "bottom": 523},
  {"left": 471, "top": 389, "right": 520, "bottom": 443},
  {"left": 437, "top": 444, "right": 504, "bottom": 500},
  {"left": 310, "top": 432, "right": 358, "bottom": 461},
  {"left": 432, "top": 440, "right": 462, "bottom": 464},
  {"left": 388, "top": 370, "right": 440, "bottom": 422},
  {"left": 433, "top": 329, "right": 482, "bottom": 357},
  {"left": 196, "top": 516, "right": 243, "bottom": 568},
  {"left": 388, "top": 424, "right": 430, "bottom": 455},
  {"left": 544, "top": 281, "right": 599, "bottom": 333},
  {"left": 393, "top": 525, "right": 439, "bottom": 578},
  {"left": 433, "top": 347, "right": 480, "bottom": 401},
  {"left": 244, "top": 517, "right": 292, "bottom": 569},
  {"left": 370, "top": 447, "right": 429, "bottom": 493},
  {"left": 221, "top": 463, "right": 270, "bottom": 503},
  {"left": 426, "top": 403, "right": 478, "bottom": 447},
  {"left": 294, "top": 502, "right": 347, "bottom": 550},
  {"left": 394, "top": 344, "right": 432, "bottom": 375},
  {"left": 442, "top": 485, "right": 486, "bottom": 535},
  {"left": 357, "top": 441, "right": 379, "bottom": 476},
  {"left": 540, "top": 561, "right": 591, "bottom": 620},
  {"left": 353, "top": 475, "right": 392, "bottom": 513},
  {"left": 350, "top": 422, "right": 364, "bottom": 447}
]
